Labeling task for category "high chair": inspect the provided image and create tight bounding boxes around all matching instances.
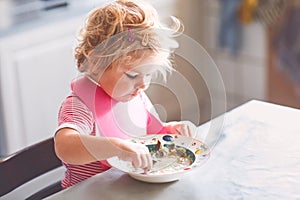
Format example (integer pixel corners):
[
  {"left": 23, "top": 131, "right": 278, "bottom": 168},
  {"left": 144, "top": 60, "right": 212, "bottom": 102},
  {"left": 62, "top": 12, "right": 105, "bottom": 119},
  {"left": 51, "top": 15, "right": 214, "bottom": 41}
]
[{"left": 0, "top": 137, "right": 63, "bottom": 199}]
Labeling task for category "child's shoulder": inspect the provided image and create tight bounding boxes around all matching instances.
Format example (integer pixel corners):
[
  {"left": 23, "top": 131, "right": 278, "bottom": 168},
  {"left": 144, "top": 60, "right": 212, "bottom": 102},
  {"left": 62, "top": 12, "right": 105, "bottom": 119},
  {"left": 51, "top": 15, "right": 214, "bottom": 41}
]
[
  {"left": 60, "top": 94, "right": 92, "bottom": 115},
  {"left": 63, "top": 94, "right": 84, "bottom": 105}
]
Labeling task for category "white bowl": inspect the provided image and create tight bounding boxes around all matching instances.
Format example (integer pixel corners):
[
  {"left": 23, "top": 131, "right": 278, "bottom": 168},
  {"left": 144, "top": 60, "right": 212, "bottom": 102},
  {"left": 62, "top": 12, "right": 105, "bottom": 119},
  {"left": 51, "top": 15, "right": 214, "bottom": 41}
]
[{"left": 107, "top": 134, "right": 210, "bottom": 183}]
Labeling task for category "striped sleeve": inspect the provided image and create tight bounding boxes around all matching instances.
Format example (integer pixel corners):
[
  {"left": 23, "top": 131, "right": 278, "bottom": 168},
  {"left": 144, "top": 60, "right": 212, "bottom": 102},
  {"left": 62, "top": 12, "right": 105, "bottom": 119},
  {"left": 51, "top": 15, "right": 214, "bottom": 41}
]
[{"left": 57, "top": 95, "right": 94, "bottom": 135}]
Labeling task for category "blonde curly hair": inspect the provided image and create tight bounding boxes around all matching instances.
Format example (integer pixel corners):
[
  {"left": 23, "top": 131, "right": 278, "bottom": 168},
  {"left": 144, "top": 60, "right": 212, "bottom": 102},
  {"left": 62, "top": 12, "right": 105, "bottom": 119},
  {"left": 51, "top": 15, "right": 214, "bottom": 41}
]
[{"left": 75, "top": 0, "right": 182, "bottom": 80}]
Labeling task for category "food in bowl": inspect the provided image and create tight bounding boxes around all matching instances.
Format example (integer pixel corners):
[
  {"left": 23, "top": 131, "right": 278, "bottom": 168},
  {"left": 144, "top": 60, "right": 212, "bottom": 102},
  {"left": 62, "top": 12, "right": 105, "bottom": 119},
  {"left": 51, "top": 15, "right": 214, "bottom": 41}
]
[
  {"left": 107, "top": 134, "right": 210, "bottom": 183},
  {"left": 145, "top": 140, "right": 195, "bottom": 175}
]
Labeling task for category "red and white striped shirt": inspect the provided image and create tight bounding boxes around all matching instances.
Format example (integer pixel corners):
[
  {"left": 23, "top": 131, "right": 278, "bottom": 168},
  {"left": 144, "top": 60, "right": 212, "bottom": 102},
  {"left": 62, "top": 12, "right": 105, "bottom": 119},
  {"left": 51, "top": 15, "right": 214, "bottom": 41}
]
[
  {"left": 57, "top": 91, "right": 165, "bottom": 188},
  {"left": 57, "top": 95, "right": 110, "bottom": 188}
]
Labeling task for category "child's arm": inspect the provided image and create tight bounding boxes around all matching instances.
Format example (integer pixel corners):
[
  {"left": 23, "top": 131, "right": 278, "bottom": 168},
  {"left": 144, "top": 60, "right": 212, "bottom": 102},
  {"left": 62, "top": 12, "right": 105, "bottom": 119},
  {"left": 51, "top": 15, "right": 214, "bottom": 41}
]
[{"left": 54, "top": 128, "right": 152, "bottom": 171}]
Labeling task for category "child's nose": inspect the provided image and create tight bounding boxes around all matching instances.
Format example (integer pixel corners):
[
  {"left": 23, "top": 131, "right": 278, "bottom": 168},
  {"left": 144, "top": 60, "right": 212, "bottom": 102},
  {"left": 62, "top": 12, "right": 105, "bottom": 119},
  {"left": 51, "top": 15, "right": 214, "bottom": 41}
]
[
  {"left": 138, "top": 83, "right": 147, "bottom": 90},
  {"left": 135, "top": 80, "right": 146, "bottom": 90},
  {"left": 135, "top": 76, "right": 150, "bottom": 90}
]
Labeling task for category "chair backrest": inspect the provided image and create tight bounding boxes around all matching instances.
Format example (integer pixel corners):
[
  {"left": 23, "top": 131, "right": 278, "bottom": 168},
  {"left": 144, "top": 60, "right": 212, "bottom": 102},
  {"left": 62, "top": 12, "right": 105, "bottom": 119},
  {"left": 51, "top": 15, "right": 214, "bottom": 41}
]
[{"left": 0, "top": 137, "right": 63, "bottom": 199}]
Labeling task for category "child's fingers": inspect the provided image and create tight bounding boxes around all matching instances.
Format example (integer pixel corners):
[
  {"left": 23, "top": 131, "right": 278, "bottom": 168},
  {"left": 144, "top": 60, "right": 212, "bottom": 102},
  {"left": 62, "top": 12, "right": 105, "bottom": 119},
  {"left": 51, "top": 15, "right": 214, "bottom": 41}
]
[
  {"left": 138, "top": 147, "right": 152, "bottom": 170},
  {"left": 140, "top": 151, "right": 152, "bottom": 171},
  {"left": 187, "top": 125, "right": 192, "bottom": 137},
  {"left": 131, "top": 152, "right": 142, "bottom": 169},
  {"left": 130, "top": 144, "right": 152, "bottom": 170},
  {"left": 180, "top": 121, "right": 197, "bottom": 137},
  {"left": 145, "top": 150, "right": 153, "bottom": 171},
  {"left": 173, "top": 123, "right": 189, "bottom": 137},
  {"left": 181, "top": 123, "right": 191, "bottom": 137},
  {"left": 118, "top": 141, "right": 150, "bottom": 169}
]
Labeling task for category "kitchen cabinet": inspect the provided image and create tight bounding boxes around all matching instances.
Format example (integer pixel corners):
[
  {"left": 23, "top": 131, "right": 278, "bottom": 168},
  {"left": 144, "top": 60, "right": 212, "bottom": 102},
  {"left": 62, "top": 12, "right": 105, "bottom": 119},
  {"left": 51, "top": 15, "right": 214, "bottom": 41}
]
[{"left": 0, "top": 16, "right": 82, "bottom": 156}]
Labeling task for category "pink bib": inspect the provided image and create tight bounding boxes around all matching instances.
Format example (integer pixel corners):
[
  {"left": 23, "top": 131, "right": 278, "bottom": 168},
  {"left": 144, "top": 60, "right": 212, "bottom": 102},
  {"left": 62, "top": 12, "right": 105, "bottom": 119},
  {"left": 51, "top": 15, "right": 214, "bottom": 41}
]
[{"left": 71, "top": 76, "right": 163, "bottom": 139}]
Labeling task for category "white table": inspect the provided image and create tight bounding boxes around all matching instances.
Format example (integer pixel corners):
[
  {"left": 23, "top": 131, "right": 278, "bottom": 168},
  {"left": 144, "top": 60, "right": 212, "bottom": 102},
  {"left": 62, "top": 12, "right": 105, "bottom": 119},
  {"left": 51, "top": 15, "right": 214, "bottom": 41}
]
[{"left": 46, "top": 100, "right": 300, "bottom": 200}]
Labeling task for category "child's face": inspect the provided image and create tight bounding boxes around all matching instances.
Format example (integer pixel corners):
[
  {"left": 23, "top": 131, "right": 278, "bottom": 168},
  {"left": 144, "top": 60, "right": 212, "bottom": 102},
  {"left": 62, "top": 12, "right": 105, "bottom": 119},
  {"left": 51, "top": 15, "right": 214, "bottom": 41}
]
[{"left": 99, "top": 55, "right": 161, "bottom": 102}]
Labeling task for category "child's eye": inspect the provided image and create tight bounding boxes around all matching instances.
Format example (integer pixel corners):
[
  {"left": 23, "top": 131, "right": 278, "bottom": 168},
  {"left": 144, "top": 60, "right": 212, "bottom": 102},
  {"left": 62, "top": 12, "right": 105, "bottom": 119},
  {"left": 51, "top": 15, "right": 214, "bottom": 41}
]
[{"left": 125, "top": 72, "right": 138, "bottom": 79}]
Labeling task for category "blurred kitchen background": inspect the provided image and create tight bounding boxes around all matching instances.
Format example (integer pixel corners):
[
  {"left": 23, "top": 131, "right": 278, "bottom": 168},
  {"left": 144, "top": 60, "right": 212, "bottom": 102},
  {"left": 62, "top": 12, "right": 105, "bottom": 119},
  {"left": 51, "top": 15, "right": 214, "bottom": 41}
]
[{"left": 0, "top": 0, "right": 299, "bottom": 158}]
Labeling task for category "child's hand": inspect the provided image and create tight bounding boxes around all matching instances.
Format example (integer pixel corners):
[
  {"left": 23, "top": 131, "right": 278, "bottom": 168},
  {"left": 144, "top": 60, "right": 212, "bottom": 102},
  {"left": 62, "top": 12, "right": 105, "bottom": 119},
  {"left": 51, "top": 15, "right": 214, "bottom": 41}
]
[
  {"left": 116, "top": 140, "right": 153, "bottom": 172},
  {"left": 163, "top": 121, "right": 197, "bottom": 138}
]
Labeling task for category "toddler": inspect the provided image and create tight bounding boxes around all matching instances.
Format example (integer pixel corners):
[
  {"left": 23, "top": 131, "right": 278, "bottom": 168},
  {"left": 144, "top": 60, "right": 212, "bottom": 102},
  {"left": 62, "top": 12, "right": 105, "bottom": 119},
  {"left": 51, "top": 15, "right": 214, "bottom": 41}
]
[{"left": 54, "top": 0, "right": 196, "bottom": 188}]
